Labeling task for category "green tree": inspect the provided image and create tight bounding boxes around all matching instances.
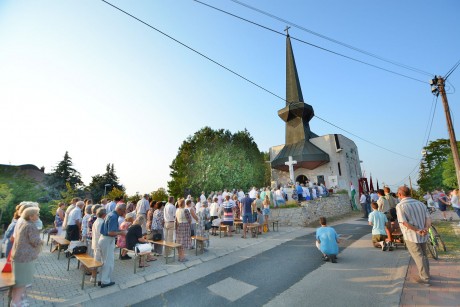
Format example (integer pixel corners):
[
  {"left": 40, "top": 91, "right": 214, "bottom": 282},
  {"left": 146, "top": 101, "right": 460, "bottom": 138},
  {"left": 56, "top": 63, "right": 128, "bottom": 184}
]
[
  {"left": 441, "top": 142, "right": 460, "bottom": 189},
  {"left": 0, "top": 166, "right": 53, "bottom": 226},
  {"left": 418, "top": 139, "right": 452, "bottom": 191},
  {"left": 0, "top": 183, "right": 14, "bottom": 227},
  {"left": 151, "top": 188, "right": 168, "bottom": 201},
  {"left": 88, "top": 163, "right": 125, "bottom": 202},
  {"left": 168, "top": 127, "right": 266, "bottom": 197},
  {"left": 47, "top": 151, "right": 83, "bottom": 192},
  {"left": 106, "top": 187, "right": 125, "bottom": 201}
]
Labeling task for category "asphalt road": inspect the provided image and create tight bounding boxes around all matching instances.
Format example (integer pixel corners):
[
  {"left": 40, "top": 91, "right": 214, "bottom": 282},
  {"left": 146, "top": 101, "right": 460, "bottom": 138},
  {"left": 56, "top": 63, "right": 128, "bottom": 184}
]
[{"left": 133, "top": 222, "right": 370, "bottom": 307}]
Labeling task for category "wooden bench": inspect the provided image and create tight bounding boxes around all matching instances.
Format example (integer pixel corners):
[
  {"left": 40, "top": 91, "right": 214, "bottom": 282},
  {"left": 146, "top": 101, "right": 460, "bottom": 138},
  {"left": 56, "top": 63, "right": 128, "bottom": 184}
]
[
  {"left": 0, "top": 272, "right": 14, "bottom": 305},
  {"left": 271, "top": 220, "right": 279, "bottom": 232},
  {"left": 191, "top": 236, "right": 209, "bottom": 256},
  {"left": 66, "top": 253, "right": 103, "bottom": 289},
  {"left": 233, "top": 221, "right": 243, "bottom": 234},
  {"left": 121, "top": 248, "right": 152, "bottom": 273},
  {"left": 148, "top": 240, "right": 181, "bottom": 264},
  {"left": 246, "top": 223, "right": 260, "bottom": 238},
  {"left": 219, "top": 225, "right": 229, "bottom": 238},
  {"left": 49, "top": 236, "right": 70, "bottom": 259}
]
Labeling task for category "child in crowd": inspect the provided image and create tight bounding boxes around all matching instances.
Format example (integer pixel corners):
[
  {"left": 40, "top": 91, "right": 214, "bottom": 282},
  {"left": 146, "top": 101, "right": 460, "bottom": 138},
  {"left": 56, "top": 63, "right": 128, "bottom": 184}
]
[
  {"left": 256, "top": 208, "right": 264, "bottom": 234},
  {"left": 211, "top": 217, "right": 221, "bottom": 236}
]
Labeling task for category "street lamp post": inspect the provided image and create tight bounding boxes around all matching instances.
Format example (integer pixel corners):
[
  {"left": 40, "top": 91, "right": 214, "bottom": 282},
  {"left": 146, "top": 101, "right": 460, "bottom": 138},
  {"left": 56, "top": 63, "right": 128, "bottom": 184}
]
[{"left": 104, "top": 184, "right": 111, "bottom": 197}]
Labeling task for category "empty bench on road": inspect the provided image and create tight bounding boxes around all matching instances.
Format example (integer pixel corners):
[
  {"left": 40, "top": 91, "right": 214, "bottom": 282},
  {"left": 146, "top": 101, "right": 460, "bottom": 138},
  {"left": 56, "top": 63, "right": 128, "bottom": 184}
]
[
  {"left": 191, "top": 236, "right": 209, "bottom": 255},
  {"left": 148, "top": 240, "right": 181, "bottom": 264},
  {"left": 67, "top": 253, "right": 103, "bottom": 290}
]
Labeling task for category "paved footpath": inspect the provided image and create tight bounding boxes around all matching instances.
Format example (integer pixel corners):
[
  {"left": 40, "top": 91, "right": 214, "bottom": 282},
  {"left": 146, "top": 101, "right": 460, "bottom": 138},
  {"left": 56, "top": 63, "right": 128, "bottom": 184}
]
[{"left": 1, "top": 215, "right": 459, "bottom": 306}]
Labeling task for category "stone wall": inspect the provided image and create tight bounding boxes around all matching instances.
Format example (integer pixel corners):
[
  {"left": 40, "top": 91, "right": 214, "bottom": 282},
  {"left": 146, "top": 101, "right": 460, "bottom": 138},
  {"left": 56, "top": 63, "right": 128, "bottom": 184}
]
[{"left": 270, "top": 193, "right": 352, "bottom": 227}]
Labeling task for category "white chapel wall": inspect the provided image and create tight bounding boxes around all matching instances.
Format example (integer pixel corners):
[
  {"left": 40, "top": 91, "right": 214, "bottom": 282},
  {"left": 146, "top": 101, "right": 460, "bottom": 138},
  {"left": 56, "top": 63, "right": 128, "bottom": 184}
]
[{"left": 269, "top": 134, "right": 362, "bottom": 193}]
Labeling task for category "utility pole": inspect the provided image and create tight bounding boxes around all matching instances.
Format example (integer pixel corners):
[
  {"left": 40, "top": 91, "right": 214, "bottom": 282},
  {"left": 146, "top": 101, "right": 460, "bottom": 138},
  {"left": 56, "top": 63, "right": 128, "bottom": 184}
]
[{"left": 432, "top": 76, "right": 460, "bottom": 188}]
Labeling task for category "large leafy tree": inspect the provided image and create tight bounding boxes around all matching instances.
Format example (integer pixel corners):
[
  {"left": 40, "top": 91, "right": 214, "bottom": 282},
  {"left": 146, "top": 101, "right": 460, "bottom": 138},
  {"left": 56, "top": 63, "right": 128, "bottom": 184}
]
[
  {"left": 88, "top": 163, "right": 124, "bottom": 202},
  {"left": 168, "top": 127, "right": 266, "bottom": 197},
  {"left": 151, "top": 188, "right": 168, "bottom": 202},
  {"left": 418, "top": 139, "right": 457, "bottom": 191},
  {"left": 442, "top": 142, "right": 460, "bottom": 189}
]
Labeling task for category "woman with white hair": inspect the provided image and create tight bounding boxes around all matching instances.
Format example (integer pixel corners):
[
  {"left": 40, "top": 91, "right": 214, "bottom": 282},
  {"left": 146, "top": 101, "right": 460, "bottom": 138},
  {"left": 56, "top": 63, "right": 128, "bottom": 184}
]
[{"left": 11, "top": 206, "right": 43, "bottom": 307}]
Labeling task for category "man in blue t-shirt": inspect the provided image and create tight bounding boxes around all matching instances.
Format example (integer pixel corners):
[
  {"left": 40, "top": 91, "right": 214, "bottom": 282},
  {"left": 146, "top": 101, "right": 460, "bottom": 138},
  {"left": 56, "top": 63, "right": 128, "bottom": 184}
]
[
  {"left": 368, "top": 202, "right": 391, "bottom": 251},
  {"left": 315, "top": 217, "right": 339, "bottom": 263},
  {"left": 98, "top": 203, "right": 127, "bottom": 288},
  {"left": 240, "top": 193, "right": 253, "bottom": 239}
]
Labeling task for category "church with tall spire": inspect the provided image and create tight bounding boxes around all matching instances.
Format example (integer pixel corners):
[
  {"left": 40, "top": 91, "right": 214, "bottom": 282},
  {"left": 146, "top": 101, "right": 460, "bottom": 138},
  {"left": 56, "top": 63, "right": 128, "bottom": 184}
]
[{"left": 270, "top": 32, "right": 362, "bottom": 191}]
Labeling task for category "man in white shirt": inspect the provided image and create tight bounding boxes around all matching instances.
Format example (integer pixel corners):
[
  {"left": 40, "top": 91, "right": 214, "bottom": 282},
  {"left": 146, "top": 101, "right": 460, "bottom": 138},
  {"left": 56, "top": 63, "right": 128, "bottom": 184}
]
[
  {"left": 136, "top": 194, "right": 150, "bottom": 234},
  {"left": 360, "top": 193, "right": 368, "bottom": 218},
  {"left": 66, "top": 200, "right": 84, "bottom": 241},
  {"left": 249, "top": 187, "right": 257, "bottom": 200},
  {"left": 163, "top": 196, "right": 176, "bottom": 257},
  {"left": 222, "top": 189, "right": 228, "bottom": 200},
  {"left": 90, "top": 208, "right": 106, "bottom": 283},
  {"left": 370, "top": 191, "right": 379, "bottom": 203},
  {"left": 200, "top": 191, "right": 206, "bottom": 203},
  {"left": 62, "top": 197, "right": 79, "bottom": 232}
]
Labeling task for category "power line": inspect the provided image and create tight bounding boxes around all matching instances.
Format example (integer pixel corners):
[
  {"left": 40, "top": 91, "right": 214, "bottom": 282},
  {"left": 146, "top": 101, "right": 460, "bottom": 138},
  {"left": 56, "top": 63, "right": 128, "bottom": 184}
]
[
  {"left": 314, "top": 115, "right": 417, "bottom": 160},
  {"left": 101, "top": 0, "right": 419, "bottom": 161},
  {"left": 229, "top": 0, "right": 434, "bottom": 77},
  {"left": 387, "top": 159, "right": 421, "bottom": 188},
  {"left": 193, "top": 0, "right": 428, "bottom": 85},
  {"left": 424, "top": 96, "right": 438, "bottom": 147},
  {"left": 444, "top": 58, "right": 460, "bottom": 80},
  {"left": 100, "top": 0, "right": 284, "bottom": 102}
]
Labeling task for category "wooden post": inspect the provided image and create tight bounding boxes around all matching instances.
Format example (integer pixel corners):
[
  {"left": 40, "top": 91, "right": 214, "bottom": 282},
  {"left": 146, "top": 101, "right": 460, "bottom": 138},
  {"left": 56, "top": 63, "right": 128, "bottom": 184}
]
[{"left": 438, "top": 77, "right": 460, "bottom": 188}]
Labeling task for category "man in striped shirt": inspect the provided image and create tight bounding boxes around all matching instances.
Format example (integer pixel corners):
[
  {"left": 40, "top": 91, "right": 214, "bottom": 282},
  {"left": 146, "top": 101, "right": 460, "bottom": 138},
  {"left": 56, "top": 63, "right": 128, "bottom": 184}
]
[{"left": 396, "top": 186, "right": 431, "bottom": 286}]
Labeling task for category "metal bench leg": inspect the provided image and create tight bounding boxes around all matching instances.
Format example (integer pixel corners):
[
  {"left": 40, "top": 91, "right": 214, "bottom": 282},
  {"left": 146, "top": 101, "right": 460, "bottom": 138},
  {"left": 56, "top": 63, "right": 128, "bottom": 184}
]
[
  {"left": 134, "top": 255, "right": 137, "bottom": 274},
  {"left": 67, "top": 257, "right": 71, "bottom": 271},
  {"left": 58, "top": 245, "right": 61, "bottom": 260},
  {"left": 81, "top": 269, "right": 85, "bottom": 290}
]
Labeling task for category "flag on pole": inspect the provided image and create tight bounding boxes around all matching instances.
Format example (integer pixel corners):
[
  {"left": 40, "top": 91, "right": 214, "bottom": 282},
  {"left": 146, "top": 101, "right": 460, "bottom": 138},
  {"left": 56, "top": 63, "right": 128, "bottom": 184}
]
[
  {"left": 369, "top": 174, "right": 375, "bottom": 191},
  {"left": 376, "top": 179, "right": 380, "bottom": 191}
]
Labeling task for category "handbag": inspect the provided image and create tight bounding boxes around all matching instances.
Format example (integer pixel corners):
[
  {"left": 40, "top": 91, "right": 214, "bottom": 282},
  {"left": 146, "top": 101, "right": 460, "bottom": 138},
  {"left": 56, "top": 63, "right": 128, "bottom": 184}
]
[
  {"left": 152, "top": 233, "right": 162, "bottom": 241},
  {"left": 66, "top": 245, "right": 87, "bottom": 258},
  {"left": 135, "top": 243, "right": 152, "bottom": 254},
  {"left": 72, "top": 245, "right": 87, "bottom": 255},
  {"left": 205, "top": 221, "right": 212, "bottom": 231}
]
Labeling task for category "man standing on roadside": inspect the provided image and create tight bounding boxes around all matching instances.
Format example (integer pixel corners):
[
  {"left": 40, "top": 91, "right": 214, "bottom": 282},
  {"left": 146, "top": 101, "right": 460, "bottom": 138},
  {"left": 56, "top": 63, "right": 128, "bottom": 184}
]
[
  {"left": 240, "top": 193, "right": 253, "bottom": 239},
  {"left": 99, "top": 203, "right": 127, "bottom": 288},
  {"left": 396, "top": 186, "right": 431, "bottom": 286},
  {"left": 136, "top": 194, "right": 150, "bottom": 234},
  {"left": 360, "top": 192, "right": 368, "bottom": 218},
  {"left": 163, "top": 196, "right": 176, "bottom": 257}
]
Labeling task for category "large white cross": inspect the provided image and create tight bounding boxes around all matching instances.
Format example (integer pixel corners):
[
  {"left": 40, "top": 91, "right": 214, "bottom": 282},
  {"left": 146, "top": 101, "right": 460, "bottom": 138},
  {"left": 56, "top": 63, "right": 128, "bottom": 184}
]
[{"left": 285, "top": 156, "right": 297, "bottom": 183}]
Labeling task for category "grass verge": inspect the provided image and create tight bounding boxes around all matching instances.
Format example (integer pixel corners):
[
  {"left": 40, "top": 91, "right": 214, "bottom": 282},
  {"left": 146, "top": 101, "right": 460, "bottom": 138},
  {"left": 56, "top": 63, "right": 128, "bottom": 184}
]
[{"left": 431, "top": 221, "right": 460, "bottom": 262}]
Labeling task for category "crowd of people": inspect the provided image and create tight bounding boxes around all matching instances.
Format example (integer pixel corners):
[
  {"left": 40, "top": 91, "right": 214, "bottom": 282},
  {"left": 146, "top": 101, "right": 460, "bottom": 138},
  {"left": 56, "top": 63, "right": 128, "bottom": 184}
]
[
  {"left": 4, "top": 182, "right": 454, "bottom": 304},
  {"left": 320, "top": 185, "right": 455, "bottom": 287},
  {"left": 423, "top": 189, "right": 460, "bottom": 224}
]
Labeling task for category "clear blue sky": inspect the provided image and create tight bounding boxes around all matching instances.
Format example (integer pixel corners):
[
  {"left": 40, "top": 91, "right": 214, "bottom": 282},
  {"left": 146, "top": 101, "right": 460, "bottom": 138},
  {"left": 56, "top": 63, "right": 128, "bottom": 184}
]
[{"left": 1, "top": 0, "right": 459, "bottom": 195}]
